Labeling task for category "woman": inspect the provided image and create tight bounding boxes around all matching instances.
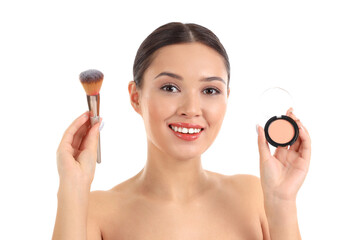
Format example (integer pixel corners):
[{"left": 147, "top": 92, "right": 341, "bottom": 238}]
[{"left": 52, "top": 22, "right": 311, "bottom": 239}]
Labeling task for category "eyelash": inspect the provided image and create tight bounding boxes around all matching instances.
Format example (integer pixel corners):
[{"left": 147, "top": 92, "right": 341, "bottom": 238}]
[{"left": 160, "top": 84, "right": 221, "bottom": 95}]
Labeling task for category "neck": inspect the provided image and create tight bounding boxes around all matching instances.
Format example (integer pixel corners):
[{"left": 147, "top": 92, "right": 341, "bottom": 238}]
[{"left": 134, "top": 140, "right": 210, "bottom": 204}]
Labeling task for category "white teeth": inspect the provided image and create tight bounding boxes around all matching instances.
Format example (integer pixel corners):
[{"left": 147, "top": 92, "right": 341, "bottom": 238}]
[{"left": 170, "top": 125, "right": 202, "bottom": 134}]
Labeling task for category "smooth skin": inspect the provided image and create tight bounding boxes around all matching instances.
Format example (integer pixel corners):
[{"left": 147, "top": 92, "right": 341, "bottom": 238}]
[{"left": 52, "top": 43, "right": 311, "bottom": 240}]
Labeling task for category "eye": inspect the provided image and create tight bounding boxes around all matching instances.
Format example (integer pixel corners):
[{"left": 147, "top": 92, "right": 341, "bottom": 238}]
[
  {"left": 203, "top": 87, "right": 220, "bottom": 95},
  {"left": 160, "top": 84, "right": 180, "bottom": 93}
]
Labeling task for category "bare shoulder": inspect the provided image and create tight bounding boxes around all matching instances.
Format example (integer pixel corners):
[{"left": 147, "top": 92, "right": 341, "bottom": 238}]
[
  {"left": 204, "top": 171, "right": 264, "bottom": 204},
  {"left": 227, "top": 174, "right": 264, "bottom": 201},
  {"left": 227, "top": 174, "right": 262, "bottom": 191},
  {"left": 88, "top": 190, "right": 114, "bottom": 207},
  {"left": 88, "top": 179, "right": 134, "bottom": 210},
  {"left": 88, "top": 176, "right": 138, "bottom": 216},
  {"left": 88, "top": 190, "right": 114, "bottom": 222},
  {"left": 204, "top": 171, "right": 269, "bottom": 239},
  {"left": 87, "top": 180, "right": 134, "bottom": 237},
  {"left": 207, "top": 171, "right": 262, "bottom": 193}
]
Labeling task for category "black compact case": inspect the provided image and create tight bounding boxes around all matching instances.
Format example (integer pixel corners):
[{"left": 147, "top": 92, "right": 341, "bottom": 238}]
[{"left": 264, "top": 115, "right": 299, "bottom": 148}]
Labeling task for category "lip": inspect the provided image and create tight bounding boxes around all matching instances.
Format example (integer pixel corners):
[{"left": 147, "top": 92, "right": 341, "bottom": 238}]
[{"left": 168, "top": 122, "right": 205, "bottom": 141}]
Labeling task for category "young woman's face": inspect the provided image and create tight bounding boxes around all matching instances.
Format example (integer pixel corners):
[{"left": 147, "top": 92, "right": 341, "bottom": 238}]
[{"left": 136, "top": 42, "right": 229, "bottom": 160}]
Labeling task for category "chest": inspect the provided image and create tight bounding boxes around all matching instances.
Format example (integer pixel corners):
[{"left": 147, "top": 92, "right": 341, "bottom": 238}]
[{"left": 99, "top": 197, "right": 263, "bottom": 240}]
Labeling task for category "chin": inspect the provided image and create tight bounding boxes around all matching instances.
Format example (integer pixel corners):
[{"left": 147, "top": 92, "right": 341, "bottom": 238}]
[
  {"left": 175, "top": 152, "right": 201, "bottom": 161},
  {"left": 149, "top": 127, "right": 212, "bottom": 161},
  {"left": 166, "top": 144, "right": 207, "bottom": 161}
]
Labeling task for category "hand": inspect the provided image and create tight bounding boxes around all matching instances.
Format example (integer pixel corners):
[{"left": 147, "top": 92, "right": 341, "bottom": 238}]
[
  {"left": 257, "top": 108, "right": 311, "bottom": 202},
  {"left": 56, "top": 111, "right": 102, "bottom": 186}
]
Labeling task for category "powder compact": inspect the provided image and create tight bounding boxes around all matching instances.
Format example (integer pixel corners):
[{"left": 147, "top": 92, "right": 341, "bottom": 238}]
[
  {"left": 257, "top": 87, "right": 299, "bottom": 148},
  {"left": 264, "top": 115, "right": 299, "bottom": 147}
]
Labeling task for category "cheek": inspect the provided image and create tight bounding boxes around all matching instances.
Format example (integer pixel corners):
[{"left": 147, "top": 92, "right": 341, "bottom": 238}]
[
  {"left": 204, "top": 97, "right": 227, "bottom": 127},
  {"left": 143, "top": 93, "right": 177, "bottom": 128}
]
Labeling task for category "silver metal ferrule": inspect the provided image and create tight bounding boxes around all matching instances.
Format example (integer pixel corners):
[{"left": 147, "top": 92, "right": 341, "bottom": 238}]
[{"left": 87, "top": 94, "right": 101, "bottom": 164}]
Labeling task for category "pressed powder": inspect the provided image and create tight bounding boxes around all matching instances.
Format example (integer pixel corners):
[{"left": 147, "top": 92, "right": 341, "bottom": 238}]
[
  {"left": 264, "top": 115, "right": 299, "bottom": 147},
  {"left": 268, "top": 119, "right": 295, "bottom": 144}
]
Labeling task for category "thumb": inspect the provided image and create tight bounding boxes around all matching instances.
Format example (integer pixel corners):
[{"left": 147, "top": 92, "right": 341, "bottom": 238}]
[{"left": 257, "top": 124, "right": 271, "bottom": 163}]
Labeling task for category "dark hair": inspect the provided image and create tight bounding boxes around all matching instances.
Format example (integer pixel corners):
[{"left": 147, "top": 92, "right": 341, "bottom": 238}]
[{"left": 133, "top": 22, "right": 230, "bottom": 89}]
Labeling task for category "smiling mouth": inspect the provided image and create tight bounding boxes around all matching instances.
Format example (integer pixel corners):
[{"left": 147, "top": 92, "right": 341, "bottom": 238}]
[{"left": 168, "top": 124, "right": 204, "bottom": 134}]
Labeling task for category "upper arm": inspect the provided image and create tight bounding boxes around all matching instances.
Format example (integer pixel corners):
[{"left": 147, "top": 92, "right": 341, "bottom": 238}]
[{"left": 87, "top": 191, "right": 103, "bottom": 240}]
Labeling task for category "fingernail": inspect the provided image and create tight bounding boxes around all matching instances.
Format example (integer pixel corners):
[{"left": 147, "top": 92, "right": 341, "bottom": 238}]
[
  {"left": 256, "top": 124, "right": 259, "bottom": 135},
  {"left": 99, "top": 120, "right": 105, "bottom": 132}
]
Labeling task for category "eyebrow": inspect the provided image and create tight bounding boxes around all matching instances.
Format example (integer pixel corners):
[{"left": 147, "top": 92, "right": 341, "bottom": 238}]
[{"left": 154, "top": 72, "right": 226, "bottom": 85}]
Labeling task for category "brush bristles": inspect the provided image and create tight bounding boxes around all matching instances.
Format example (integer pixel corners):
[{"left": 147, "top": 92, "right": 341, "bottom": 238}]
[{"left": 79, "top": 69, "right": 104, "bottom": 96}]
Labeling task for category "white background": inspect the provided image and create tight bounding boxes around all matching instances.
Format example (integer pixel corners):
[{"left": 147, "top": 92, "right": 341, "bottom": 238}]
[{"left": 1, "top": 0, "right": 359, "bottom": 239}]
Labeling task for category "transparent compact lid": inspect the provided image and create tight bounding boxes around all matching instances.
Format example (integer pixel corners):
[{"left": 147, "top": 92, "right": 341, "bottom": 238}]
[{"left": 256, "top": 87, "right": 296, "bottom": 128}]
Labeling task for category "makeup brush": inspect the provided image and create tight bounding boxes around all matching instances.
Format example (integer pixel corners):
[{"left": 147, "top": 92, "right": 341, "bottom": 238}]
[{"left": 79, "top": 69, "right": 104, "bottom": 164}]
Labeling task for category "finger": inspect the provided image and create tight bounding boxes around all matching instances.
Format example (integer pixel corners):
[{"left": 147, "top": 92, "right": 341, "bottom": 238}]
[
  {"left": 72, "top": 119, "right": 91, "bottom": 150},
  {"left": 287, "top": 107, "right": 299, "bottom": 121},
  {"left": 78, "top": 125, "right": 92, "bottom": 152},
  {"left": 74, "top": 124, "right": 92, "bottom": 159},
  {"left": 289, "top": 120, "right": 302, "bottom": 152},
  {"left": 274, "top": 146, "right": 289, "bottom": 166},
  {"left": 78, "top": 120, "right": 101, "bottom": 166},
  {"left": 286, "top": 107, "right": 294, "bottom": 116},
  {"left": 60, "top": 111, "right": 89, "bottom": 145},
  {"left": 299, "top": 121, "right": 309, "bottom": 135},
  {"left": 298, "top": 125, "right": 311, "bottom": 162},
  {"left": 78, "top": 118, "right": 102, "bottom": 164},
  {"left": 257, "top": 125, "right": 271, "bottom": 163},
  {"left": 289, "top": 136, "right": 301, "bottom": 152},
  {"left": 286, "top": 108, "right": 308, "bottom": 151},
  {"left": 58, "top": 112, "right": 90, "bottom": 151}
]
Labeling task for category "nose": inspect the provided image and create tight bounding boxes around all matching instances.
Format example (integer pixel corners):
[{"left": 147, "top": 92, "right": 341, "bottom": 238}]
[{"left": 177, "top": 91, "right": 202, "bottom": 118}]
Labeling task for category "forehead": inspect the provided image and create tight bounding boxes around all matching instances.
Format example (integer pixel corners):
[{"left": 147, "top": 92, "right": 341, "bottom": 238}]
[{"left": 145, "top": 42, "right": 228, "bottom": 80}]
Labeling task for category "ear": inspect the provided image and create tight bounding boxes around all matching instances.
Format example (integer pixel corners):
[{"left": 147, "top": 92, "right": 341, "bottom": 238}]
[
  {"left": 227, "top": 87, "right": 230, "bottom": 98},
  {"left": 128, "top": 81, "right": 142, "bottom": 115}
]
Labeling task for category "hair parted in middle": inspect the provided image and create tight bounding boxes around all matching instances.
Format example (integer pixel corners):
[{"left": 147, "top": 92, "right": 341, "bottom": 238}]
[{"left": 133, "top": 22, "right": 230, "bottom": 89}]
